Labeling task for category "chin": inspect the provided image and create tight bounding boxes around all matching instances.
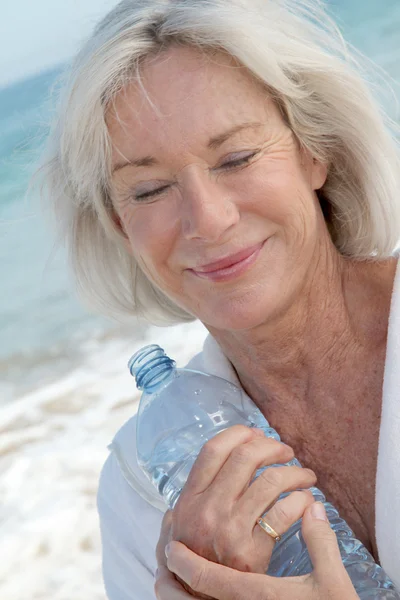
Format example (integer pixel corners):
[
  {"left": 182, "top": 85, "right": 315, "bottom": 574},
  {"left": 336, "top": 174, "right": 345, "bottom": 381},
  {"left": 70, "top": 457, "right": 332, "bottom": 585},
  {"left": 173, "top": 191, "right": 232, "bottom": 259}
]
[{"left": 197, "top": 292, "right": 282, "bottom": 332}]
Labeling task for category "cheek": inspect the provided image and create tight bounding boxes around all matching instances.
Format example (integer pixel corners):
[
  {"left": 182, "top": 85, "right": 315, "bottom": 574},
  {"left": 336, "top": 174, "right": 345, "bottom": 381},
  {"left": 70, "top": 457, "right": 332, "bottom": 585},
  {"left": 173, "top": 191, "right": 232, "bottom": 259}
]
[
  {"left": 120, "top": 205, "right": 179, "bottom": 273},
  {"left": 242, "top": 166, "right": 319, "bottom": 254},
  {"left": 239, "top": 166, "right": 309, "bottom": 222}
]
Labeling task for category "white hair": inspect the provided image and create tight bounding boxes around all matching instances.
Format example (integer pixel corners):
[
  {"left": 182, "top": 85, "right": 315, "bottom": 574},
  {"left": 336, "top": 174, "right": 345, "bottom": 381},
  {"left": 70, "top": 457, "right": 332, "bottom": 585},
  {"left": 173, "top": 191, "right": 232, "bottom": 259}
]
[{"left": 39, "top": 0, "right": 400, "bottom": 325}]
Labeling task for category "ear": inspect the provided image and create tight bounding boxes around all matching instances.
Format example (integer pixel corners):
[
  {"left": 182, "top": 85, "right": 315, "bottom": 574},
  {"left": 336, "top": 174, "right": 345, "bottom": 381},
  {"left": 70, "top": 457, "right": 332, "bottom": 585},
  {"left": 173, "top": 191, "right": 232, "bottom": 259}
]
[
  {"left": 111, "top": 210, "right": 124, "bottom": 233},
  {"left": 110, "top": 210, "right": 133, "bottom": 254},
  {"left": 311, "top": 157, "right": 328, "bottom": 191}
]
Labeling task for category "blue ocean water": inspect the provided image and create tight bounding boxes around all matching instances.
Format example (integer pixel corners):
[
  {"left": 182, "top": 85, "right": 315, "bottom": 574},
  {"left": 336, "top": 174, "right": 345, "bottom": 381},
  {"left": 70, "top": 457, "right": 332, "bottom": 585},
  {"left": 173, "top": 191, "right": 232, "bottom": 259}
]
[{"left": 1, "top": 0, "right": 399, "bottom": 402}]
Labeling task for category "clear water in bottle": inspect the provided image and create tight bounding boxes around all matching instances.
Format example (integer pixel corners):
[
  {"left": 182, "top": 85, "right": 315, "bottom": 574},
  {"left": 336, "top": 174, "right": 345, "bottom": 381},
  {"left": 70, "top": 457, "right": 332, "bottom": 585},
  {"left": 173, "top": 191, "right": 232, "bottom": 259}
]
[{"left": 129, "top": 344, "right": 399, "bottom": 598}]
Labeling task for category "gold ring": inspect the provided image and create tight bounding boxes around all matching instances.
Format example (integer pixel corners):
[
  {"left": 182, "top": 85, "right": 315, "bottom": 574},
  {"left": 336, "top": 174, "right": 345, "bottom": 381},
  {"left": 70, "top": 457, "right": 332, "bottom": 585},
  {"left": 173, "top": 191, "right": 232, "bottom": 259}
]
[{"left": 256, "top": 517, "right": 281, "bottom": 542}]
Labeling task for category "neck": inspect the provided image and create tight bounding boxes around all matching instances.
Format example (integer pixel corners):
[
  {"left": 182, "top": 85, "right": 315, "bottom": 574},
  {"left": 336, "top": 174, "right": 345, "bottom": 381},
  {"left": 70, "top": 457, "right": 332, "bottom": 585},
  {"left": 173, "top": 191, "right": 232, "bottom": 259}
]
[{"left": 207, "top": 254, "right": 396, "bottom": 415}]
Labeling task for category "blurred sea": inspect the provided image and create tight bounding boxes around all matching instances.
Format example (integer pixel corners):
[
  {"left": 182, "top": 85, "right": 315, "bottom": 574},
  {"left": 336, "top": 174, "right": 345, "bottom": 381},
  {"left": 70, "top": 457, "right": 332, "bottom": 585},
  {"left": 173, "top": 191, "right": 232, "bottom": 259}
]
[{"left": 0, "top": 1, "right": 399, "bottom": 599}]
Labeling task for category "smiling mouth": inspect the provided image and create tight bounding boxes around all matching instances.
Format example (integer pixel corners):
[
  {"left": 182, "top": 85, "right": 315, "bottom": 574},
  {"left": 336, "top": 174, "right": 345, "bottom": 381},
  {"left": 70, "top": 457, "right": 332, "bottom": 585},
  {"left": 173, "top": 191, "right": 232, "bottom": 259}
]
[
  {"left": 192, "top": 242, "right": 265, "bottom": 273},
  {"left": 188, "top": 240, "right": 267, "bottom": 282}
]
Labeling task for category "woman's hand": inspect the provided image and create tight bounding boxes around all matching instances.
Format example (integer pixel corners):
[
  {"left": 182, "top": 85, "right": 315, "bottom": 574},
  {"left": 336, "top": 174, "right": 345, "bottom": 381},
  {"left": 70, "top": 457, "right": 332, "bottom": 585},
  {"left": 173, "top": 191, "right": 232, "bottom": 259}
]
[
  {"left": 156, "top": 425, "right": 317, "bottom": 580},
  {"left": 155, "top": 502, "right": 359, "bottom": 600}
]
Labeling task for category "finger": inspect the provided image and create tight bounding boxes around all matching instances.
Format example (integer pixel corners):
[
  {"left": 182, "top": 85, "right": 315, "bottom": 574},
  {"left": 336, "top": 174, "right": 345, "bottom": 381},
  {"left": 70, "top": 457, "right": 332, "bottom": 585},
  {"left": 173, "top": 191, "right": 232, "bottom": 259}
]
[
  {"left": 167, "top": 541, "right": 273, "bottom": 600},
  {"left": 253, "top": 489, "right": 315, "bottom": 545},
  {"left": 156, "top": 511, "right": 173, "bottom": 567},
  {"left": 184, "top": 425, "right": 264, "bottom": 494},
  {"left": 154, "top": 565, "right": 195, "bottom": 600},
  {"left": 301, "top": 502, "right": 350, "bottom": 581},
  {"left": 210, "top": 437, "right": 295, "bottom": 498},
  {"left": 240, "top": 465, "right": 317, "bottom": 520},
  {"left": 302, "top": 503, "right": 360, "bottom": 599}
]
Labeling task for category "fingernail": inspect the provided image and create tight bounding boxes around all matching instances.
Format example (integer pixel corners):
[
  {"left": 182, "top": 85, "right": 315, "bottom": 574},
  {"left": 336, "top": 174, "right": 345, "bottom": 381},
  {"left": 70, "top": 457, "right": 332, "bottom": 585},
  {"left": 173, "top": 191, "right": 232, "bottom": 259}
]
[
  {"left": 305, "top": 468, "right": 316, "bottom": 477},
  {"left": 165, "top": 543, "right": 171, "bottom": 558},
  {"left": 311, "top": 502, "right": 328, "bottom": 521},
  {"left": 282, "top": 443, "right": 294, "bottom": 451}
]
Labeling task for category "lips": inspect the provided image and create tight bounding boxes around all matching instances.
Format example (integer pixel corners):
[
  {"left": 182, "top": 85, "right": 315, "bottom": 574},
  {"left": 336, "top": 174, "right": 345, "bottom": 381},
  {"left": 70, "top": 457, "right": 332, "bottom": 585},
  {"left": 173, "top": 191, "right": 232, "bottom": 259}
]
[{"left": 192, "top": 243, "right": 264, "bottom": 273}]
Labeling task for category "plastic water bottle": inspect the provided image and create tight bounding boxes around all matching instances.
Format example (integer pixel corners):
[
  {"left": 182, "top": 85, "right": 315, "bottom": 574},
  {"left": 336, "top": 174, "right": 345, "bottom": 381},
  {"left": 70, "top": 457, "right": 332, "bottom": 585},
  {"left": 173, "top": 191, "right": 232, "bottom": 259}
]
[{"left": 129, "top": 344, "right": 399, "bottom": 598}]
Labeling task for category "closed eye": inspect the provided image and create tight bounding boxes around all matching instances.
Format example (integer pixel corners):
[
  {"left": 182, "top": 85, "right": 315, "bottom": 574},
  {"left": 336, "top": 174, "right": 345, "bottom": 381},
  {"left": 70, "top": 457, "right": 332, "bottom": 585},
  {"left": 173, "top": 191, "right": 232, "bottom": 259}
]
[
  {"left": 135, "top": 184, "right": 171, "bottom": 201},
  {"left": 218, "top": 151, "right": 259, "bottom": 170}
]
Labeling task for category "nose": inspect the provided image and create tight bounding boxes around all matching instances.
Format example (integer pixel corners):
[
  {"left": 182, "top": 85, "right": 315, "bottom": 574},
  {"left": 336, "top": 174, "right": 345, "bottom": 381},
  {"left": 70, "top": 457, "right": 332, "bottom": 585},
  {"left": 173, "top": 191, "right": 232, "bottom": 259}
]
[{"left": 180, "top": 168, "right": 240, "bottom": 241}]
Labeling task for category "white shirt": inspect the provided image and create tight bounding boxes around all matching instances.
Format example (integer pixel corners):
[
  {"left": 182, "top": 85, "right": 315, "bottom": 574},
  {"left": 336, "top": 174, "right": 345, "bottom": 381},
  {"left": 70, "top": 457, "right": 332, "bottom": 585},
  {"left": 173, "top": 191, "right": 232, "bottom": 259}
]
[{"left": 97, "top": 261, "right": 400, "bottom": 599}]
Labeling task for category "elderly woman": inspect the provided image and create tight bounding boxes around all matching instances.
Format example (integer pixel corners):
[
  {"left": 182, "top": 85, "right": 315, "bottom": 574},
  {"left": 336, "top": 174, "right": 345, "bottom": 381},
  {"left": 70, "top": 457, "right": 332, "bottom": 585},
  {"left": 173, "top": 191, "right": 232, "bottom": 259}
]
[{"left": 41, "top": 0, "right": 400, "bottom": 598}]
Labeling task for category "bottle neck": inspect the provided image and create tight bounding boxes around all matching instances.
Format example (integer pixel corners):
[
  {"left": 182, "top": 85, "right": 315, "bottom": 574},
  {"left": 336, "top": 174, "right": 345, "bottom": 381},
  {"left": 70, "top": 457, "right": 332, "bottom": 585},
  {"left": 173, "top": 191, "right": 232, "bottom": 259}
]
[
  {"left": 128, "top": 345, "right": 177, "bottom": 393},
  {"left": 139, "top": 360, "right": 176, "bottom": 393}
]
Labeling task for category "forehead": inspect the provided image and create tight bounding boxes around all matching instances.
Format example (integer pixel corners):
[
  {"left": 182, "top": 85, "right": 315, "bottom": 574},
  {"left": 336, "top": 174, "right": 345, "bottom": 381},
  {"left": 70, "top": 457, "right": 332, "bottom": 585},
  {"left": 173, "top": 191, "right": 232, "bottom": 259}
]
[{"left": 106, "top": 46, "right": 276, "bottom": 163}]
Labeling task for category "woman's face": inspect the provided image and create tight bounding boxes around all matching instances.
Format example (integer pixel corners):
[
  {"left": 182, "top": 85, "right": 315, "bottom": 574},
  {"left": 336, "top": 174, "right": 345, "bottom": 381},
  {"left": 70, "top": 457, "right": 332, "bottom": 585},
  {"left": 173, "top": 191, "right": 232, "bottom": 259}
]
[{"left": 108, "top": 46, "right": 328, "bottom": 330}]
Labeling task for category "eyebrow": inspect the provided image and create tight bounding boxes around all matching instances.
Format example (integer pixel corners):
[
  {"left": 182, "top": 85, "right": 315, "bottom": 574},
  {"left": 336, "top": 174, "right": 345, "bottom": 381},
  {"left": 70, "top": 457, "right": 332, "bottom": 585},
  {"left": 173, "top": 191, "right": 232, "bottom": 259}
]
[
  {"left": 111, "top": 121, "right": 264, "bottom": 174},
  {"left": 207, "top": 121, "right": 263, "bottom": 150},
  {"left": 112, "top": 155, "right": 157, "bottom": 174}
]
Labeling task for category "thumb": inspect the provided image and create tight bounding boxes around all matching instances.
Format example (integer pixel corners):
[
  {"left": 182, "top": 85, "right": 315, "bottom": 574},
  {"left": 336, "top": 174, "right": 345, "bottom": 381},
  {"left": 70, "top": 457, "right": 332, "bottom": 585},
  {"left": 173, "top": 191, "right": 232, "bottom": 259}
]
[
  {"left": 301, "top": 502, "right": 344, "bottom": 576},
  {"left": 166, "top": 541, "right": 271, "bottom": 600}
]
